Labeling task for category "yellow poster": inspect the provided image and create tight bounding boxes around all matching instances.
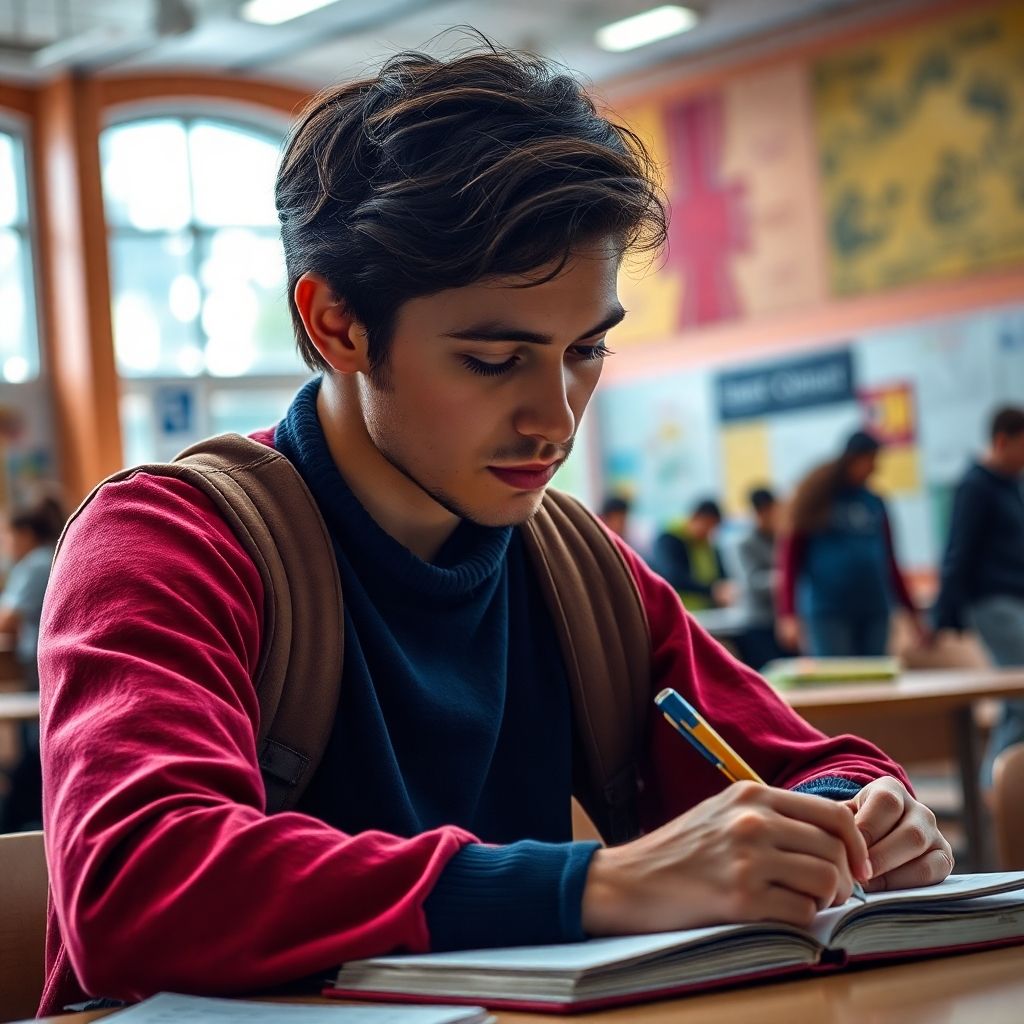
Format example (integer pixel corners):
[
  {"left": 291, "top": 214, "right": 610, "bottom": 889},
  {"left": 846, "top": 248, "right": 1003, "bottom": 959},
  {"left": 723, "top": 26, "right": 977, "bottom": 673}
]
[
  {"left": 720, "top": 420, "right": 772, "bottom": 517},
  {"left": 873, "top": 445, "right": 921, "bottom": 497},
  {"left": 814, "top": 2, "right": 1024, "bottom": 295}
]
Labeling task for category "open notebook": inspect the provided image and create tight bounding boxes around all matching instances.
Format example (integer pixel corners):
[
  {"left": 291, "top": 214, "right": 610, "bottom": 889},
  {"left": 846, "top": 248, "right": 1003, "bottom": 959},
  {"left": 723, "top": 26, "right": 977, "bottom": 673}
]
[{"left": 328, "top": 872, "right": 1024, "bottom": 1014}]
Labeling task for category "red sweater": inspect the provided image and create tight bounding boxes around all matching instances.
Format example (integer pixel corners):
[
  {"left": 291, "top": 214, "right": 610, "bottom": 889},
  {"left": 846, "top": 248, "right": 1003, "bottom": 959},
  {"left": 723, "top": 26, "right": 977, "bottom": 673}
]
[{"left": 37, "top": 460, "right": 907, "bottom": 1015}]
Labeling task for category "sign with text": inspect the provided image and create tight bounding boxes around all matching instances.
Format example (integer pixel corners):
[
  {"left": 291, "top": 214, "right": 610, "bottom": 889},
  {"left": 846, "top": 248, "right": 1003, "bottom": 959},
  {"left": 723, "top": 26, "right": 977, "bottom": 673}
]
[{"left": 716, "top": 349, "right": 854, "bottom": 422}]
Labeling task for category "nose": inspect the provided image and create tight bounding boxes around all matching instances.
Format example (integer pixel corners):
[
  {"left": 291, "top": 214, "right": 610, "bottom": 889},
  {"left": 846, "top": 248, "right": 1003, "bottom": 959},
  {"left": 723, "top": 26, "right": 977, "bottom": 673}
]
[{"left": 513, "top": 365, "right": 576, "bottom": 447}]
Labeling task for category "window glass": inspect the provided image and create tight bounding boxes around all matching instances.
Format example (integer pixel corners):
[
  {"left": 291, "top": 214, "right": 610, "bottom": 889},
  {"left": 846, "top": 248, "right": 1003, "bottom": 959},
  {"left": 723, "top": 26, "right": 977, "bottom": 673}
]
[
  {"left": 0, "top": 131, "right": 39, "bottom": 381},
  {"left": 0, "top": 133, "right": 21, "bottom": 226},
  {"left": 209, "top": 387, "right": 297, "bottom": 436},
  {"left": 189, "top": 122, "right": 280, "bottom": 228},
  {"left": 101, "top": 120, "right": 192, "bottom": 231},
  {"left": 198, "top": 229, "right": 295, "bottom": 376},
  {"left": 0, "top": 229, "right": 36, "bottom": 381},
  {"left": 103, "top": 116, "right": 305, "bottom": 383},
  {"left": 109, "top": 234, "right": 200, "bottom": 377}
]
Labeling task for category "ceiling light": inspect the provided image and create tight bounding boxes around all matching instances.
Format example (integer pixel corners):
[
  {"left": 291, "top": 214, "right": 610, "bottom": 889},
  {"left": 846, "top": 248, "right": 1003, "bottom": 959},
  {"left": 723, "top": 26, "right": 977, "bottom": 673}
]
[
  {"left": 595, "top": 5, "right": 699, "bottom": 53},
  {"left": 240, "top": 0, "right": 339, "bottom": 27}
]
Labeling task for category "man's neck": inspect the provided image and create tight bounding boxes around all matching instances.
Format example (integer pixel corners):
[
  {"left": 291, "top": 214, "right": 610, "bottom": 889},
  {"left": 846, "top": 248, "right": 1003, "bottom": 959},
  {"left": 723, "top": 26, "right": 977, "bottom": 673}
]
[{"left": 316, "top": 376, "right": 459, "bottom": 562}]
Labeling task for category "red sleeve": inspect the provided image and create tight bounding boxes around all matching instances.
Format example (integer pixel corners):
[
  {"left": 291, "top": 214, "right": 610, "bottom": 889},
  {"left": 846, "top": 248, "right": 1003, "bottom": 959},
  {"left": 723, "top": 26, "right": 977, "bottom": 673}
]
[
  {"left": 39, "top": 474, "right": 474, "bottom": 1004},
  {"left": 881, "top": 508, "right": 917, "bottom": 612},
  {"left": 604, "top": 535, "right": 911, "bottom": 832},
  {"left": 777, "top": 530, "right": 806, "bottom": 617}
]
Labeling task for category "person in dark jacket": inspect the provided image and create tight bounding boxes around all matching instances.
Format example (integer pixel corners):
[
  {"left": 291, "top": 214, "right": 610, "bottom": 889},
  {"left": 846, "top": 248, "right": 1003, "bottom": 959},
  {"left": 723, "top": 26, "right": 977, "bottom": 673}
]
[
  {"left": 778, "top": 431, "right": 929, "bottom": 657},
  {"left": 934, "top": 405, "right": 1024, "bottom": 783},
  {"left": 652, "top": 498, "right": 731, "bottom": 611}
]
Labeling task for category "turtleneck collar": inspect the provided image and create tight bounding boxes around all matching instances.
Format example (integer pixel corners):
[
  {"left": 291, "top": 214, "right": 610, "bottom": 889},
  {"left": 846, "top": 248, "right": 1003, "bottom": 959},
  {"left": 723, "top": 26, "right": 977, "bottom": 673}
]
[{"left": 274, "top": 377, "right": 513, "bottom": 600}]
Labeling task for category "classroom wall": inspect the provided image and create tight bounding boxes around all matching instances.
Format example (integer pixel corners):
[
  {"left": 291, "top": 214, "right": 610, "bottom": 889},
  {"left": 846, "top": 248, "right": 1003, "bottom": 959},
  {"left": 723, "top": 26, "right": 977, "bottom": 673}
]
[
  {"left": 598, "top": 302, "right": 1024, "bottom": 573},
  {"left": 593, "top": 0, "right": 1024, "bottom": 578}
]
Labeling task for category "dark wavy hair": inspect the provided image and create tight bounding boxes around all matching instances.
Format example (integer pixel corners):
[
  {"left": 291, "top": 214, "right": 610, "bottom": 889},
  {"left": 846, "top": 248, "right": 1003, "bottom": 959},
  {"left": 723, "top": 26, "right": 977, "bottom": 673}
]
[
  {"left": 787, "top": 432, "right": 882, "bottom": 535},
  {"left": 10, "top": 496, "right": 66, "bottom": 545},
  {"left": 275, "top": 43, "right": 666, "bottom": 373}
]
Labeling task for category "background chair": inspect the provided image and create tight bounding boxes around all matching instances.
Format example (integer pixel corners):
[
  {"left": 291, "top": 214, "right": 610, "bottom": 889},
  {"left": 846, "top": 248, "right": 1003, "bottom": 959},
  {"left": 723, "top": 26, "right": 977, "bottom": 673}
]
[
  {"left": 0, "top": 829, "right": 48, "bottom": 1023},
  {"left": 992, "top": 743, "right": 1024, "bottom": 870}
]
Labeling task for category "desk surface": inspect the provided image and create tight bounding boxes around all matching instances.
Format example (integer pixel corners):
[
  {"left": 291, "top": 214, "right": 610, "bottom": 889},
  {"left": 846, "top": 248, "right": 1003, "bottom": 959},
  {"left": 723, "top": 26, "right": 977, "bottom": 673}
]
[
  {"left": 26, "top": 946, "right": 1024, "bottom": 1024},
  {"left": 782, "top": 667, "right": 1024, "bottom": 719}
]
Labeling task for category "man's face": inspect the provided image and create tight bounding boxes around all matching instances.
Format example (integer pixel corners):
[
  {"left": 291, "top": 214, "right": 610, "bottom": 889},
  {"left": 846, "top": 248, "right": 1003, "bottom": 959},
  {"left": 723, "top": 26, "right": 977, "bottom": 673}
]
[
  {"left": 689, "top": 515, "right": 719, "bottom": 543},
  {"left": 847, "top": 452, "right": 878, "bottom": 487},
  {"left": 355, "top": 241, "right": 623, "bottom": 527},
  {"left": 995, "top": 431, "right": 1024, "bottom": 475},
  {"left": 757, "top": 502, "right": 778, "bottom": 533}
]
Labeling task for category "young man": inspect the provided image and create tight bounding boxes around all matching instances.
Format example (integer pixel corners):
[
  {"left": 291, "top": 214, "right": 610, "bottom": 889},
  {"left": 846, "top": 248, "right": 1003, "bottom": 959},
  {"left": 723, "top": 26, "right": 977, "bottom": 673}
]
[
  {"left": 38, "top": 48, "right": 951, "bottom": 1015},
  {"left": 934, "top": 405, "right": 1024, "bottom": 782},
  {"left": 651, "top": 498, "right": 731, "bottom": 611}
]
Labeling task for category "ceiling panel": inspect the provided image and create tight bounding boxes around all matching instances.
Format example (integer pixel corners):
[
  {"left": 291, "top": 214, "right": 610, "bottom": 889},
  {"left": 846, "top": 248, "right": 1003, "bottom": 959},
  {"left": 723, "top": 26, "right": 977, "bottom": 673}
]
[{"left": 0, "top": 0, "right": 911, "bottom": 87}]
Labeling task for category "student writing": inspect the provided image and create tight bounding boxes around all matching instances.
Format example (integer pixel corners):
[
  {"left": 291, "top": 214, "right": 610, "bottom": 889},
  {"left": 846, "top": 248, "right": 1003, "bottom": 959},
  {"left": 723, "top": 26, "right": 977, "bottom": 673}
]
[{"left": 38, "top": 45, "right": 952, "bottom": 1016}]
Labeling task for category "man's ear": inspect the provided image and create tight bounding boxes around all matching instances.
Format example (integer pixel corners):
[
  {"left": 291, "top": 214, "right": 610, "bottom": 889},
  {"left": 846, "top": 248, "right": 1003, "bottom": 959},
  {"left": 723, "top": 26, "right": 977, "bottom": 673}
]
[{"left": 293, "top": 272, "right": 370, "bottom": 374}]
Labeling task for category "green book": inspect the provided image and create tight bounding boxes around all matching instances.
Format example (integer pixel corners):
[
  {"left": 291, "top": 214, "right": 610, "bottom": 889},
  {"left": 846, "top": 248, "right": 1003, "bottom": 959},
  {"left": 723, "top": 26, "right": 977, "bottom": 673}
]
[{"left": 763, "top": 656, "right": 901, "bottom": 688}]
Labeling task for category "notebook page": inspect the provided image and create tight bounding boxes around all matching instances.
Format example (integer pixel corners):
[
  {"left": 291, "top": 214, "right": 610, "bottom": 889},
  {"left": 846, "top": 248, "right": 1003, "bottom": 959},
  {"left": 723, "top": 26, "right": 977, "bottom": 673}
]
[
  {"left": 339, "top": 922, "right": 753, "bottom": 976},
  {"left": 810, "top": 871, "right": 1024, "bottom": 945},
  {"left": 107, "top": 992, "right": 490, "bottom": 1024}
]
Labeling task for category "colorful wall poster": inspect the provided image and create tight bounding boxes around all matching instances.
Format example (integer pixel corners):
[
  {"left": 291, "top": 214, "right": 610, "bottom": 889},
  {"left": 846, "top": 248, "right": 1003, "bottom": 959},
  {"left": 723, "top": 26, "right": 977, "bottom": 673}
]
[
  {"left": 614, "top": 62, "right": 826, "bottom": 344},
  {"left": 596, "top": 302, "right": 1024, "bottom": 571},
  {"left": 814, "top": 2, "right": 1024, "bottom": 295}
]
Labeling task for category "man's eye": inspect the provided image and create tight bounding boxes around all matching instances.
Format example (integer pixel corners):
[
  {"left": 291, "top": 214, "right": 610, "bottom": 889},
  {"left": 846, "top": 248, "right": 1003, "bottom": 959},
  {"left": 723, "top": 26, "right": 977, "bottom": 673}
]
[
  {"left": 572, "top": 343, "right": 614, "bottom": 362},
  {"left": 460, "top": 355, "right": 519, "bottom": 377}
]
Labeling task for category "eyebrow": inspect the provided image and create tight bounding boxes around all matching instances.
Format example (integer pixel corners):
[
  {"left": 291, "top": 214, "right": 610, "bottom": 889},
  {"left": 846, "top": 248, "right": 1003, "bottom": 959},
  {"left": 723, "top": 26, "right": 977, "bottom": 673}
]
[{"left": 443, "top": 304, "right": 627, "bottom": 345}]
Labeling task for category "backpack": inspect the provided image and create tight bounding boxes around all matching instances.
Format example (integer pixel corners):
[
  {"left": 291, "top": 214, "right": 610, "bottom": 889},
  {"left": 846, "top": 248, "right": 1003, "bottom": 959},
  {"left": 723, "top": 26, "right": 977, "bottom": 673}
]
[{"left": 67, "top": 434, "right": 653, "bottom": 844}]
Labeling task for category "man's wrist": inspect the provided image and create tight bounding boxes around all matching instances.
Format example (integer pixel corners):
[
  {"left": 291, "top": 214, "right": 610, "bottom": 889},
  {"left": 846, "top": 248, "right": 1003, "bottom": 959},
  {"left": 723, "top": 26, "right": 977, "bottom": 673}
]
[{"left": 581, "top": 845, "right": 632, "bottom": 936}]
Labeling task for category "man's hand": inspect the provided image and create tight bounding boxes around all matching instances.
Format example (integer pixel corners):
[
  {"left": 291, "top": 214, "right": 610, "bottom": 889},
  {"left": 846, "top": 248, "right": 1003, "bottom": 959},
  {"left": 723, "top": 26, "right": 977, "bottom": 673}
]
[
  {"left": 776, "top": 614, "right": 802, "bottom": 651},
  {"left": 844, "top": 776, "right": 953, "bottom": 891},
  {"left": 582, "top": 782, "right": 870, "bottom": 936}
]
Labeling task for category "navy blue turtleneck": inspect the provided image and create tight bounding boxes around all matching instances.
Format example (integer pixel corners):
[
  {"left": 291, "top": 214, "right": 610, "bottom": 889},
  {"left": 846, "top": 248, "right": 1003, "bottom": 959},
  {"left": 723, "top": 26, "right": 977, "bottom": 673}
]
[{"left": 274, "top": 378, "right": 599, "bottom": 950}]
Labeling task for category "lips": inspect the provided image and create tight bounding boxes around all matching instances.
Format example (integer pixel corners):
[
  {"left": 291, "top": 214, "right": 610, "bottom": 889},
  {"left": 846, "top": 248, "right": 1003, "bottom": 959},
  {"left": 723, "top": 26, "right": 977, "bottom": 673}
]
[{"left": 488, "top": 462, "right": 559, "bottom": 491}]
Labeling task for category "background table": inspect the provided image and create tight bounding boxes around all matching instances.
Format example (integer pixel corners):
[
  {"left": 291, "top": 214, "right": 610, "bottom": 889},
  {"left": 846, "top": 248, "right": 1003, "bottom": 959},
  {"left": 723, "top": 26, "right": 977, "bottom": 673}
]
[
  {"left": 0, "top": 691, "right": 40, "bottom": 723},
  {"left": 22, "top": 945, "right": 1024, "bottom": 1024},
  {"left": 782, "top": 668, "right": 1024, "bottom": 869}
]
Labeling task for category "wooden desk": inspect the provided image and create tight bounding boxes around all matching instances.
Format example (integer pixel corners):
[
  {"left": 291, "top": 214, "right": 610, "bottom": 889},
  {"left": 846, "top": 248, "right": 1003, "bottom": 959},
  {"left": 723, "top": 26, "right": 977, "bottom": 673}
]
[
  {"left": 782, "top": 668, "right": 1024, "bottom": 869},
  {"left": 23, "top": 946, "right": 1024, "bottom": 1024}
]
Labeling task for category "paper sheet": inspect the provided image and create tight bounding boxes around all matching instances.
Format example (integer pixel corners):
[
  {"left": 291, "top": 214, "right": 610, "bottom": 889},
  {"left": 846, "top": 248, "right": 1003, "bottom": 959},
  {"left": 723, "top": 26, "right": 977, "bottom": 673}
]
[{"left": 107, "top": 992, "right": 489, "bottom": 1024}]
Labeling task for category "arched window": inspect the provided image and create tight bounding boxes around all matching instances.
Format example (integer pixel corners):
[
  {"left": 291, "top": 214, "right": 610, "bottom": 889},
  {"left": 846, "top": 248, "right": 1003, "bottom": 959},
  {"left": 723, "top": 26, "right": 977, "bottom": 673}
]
[
  {"left": 100, "top": 115, "right": 310, "bottom": 463},
  {"left": 0, "top": 128, "right": 39, "bottom": 383}
]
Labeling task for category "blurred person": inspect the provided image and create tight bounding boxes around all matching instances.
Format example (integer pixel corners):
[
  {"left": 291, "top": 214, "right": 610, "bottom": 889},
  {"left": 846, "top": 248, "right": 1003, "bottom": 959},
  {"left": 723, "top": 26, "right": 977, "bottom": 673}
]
[
  {"left": 652, "top": 498, "right": 732, "bottom": 610},
  {"left": 778, "top": 431, "right": 928, "bottom": 657},
  {"left": 0, "top": 496, "right": 64, "bottom": 689},
  {"left": 598, "top": 493, "right": 631, "bottom": 539},
  {"left": 0, "top": 495, "right": 65, "bottom": 831},
  {"left": 934, "top": 405, "right": 1024, "bottom": 784},
  {"left": 736, "top": 487, "right": 789, "bottom": 670}
]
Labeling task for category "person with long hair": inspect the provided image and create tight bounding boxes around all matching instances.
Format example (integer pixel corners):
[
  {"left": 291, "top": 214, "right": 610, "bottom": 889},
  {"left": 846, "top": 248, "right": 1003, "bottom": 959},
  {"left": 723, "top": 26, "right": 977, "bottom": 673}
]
[{"left": 777, "top": 431, "right": 928, "bottom": 657}]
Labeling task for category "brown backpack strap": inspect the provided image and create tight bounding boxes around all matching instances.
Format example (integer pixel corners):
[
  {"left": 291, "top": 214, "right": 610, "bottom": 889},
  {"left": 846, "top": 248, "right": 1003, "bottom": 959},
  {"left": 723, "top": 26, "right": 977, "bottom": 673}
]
[
  {"left": 171, "top": 435, "right": 343, "bottom": 813},
  {"left": 59, "top": 434, "right": 344, "bottom": 814},
  {"left": 521, "top": 490, "right": 652, "bottom": 844}
]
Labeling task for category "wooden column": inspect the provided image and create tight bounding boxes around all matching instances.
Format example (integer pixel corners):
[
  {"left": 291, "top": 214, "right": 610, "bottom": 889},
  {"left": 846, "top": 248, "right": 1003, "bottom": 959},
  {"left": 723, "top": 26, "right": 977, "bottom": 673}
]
[{"left": 33, "top": 74, "right": 122, "bottom": 504}]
